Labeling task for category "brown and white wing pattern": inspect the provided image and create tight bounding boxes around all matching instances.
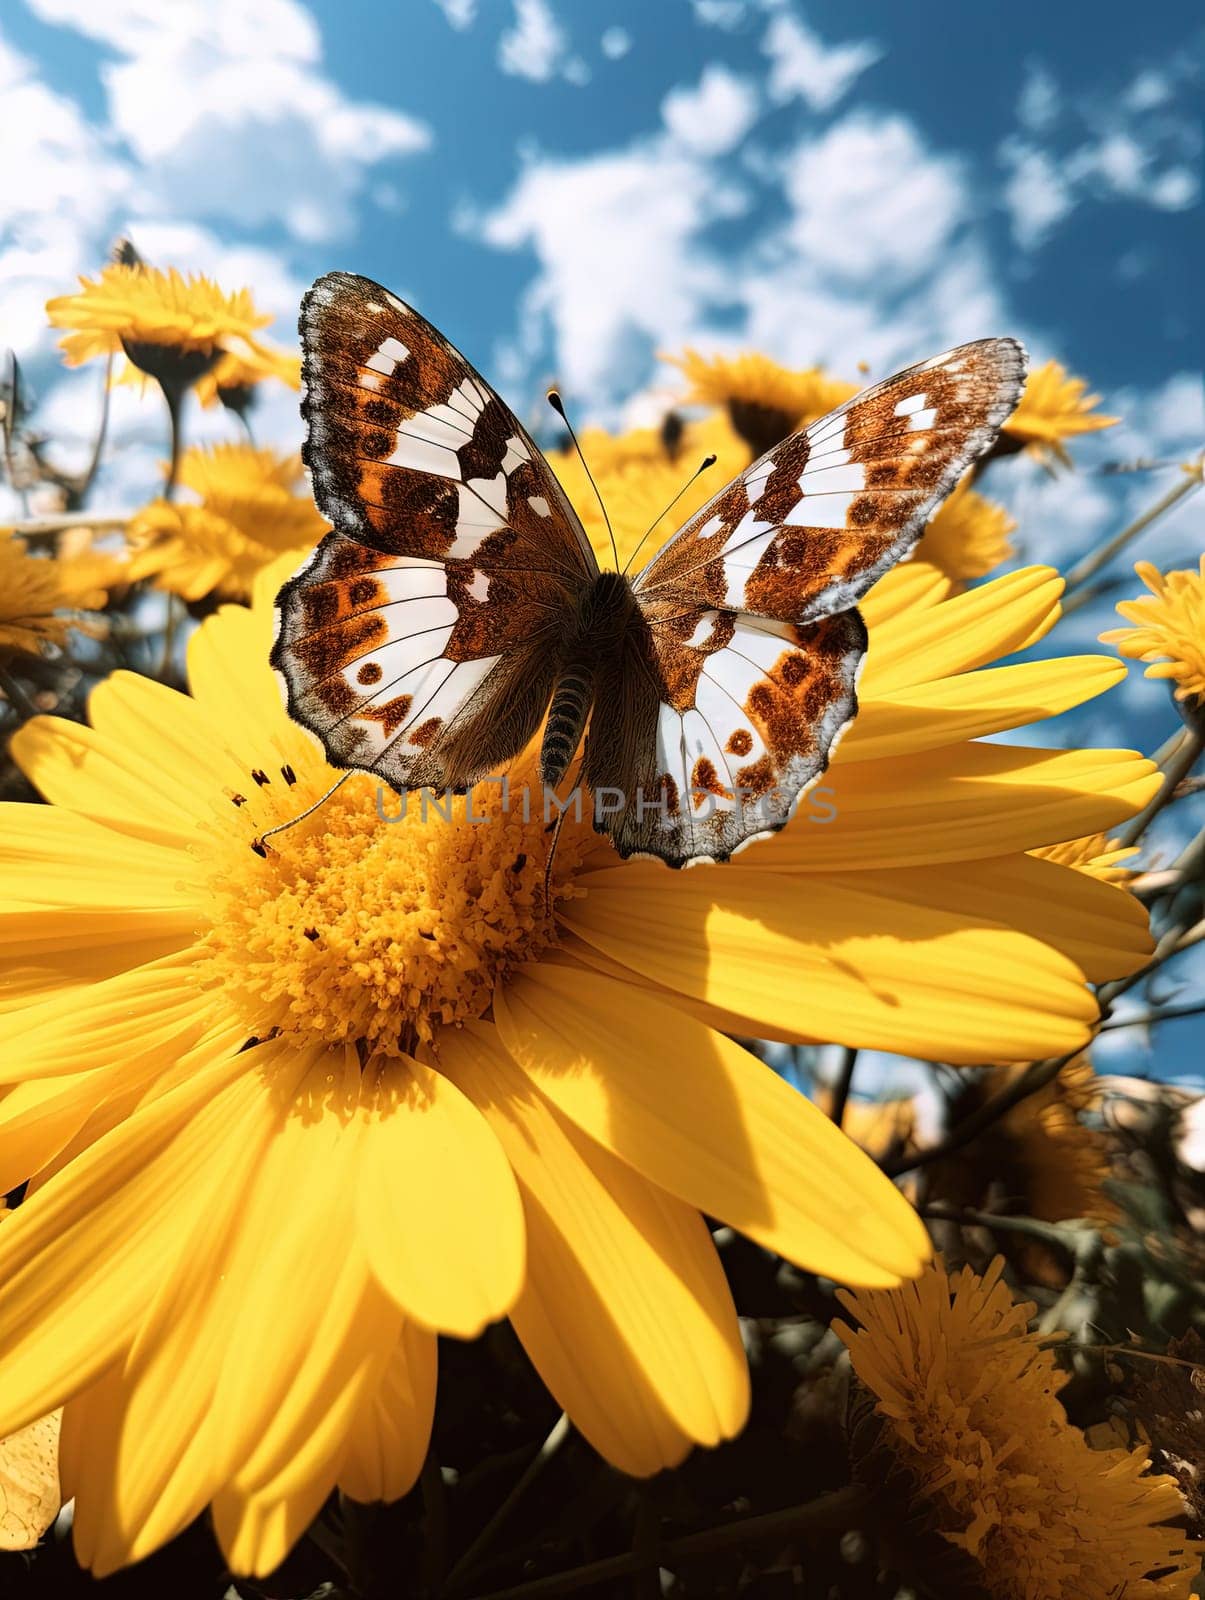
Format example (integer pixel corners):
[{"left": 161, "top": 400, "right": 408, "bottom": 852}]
[
  {"left": 594, "top": 337, "right": 1026, "bottom": 866},
  {"left": 272, "top": 272, "right": 595, "bottom": 791},
  {"left": 634, "top": 338, "right": 1026, "bottom": 624},
  {"left": 586, "top": 602, "right": 866, "bottom": 866}
]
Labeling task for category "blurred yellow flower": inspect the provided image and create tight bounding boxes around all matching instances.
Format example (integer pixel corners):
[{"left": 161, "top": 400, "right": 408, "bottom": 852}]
[
  {"left": 666, "top": 349, "right": 859, "bottom": 455},
  {"left": 46, "top": 265, "right": 273, "bottom": 381},
  {"left": 127, "top": 444, "right": 327, "bottom": 601},
  {"left": 0, "top": 537, "right": 1161, "bottom": 1574},
  {"left": 1004, "top": 358, "right": 1119, "bottom": 466},
  {"left": 553, "top": 412, "right": 748, "bottom": 570},
  {"left": 1101, "top": 557, "right": 1205, "bottom": 706},
  {"left": 837, "top": 1256, "right": 1200, "bottom": 1598},
  {"left": 1032, "top": 829, "right": 1138, "bottom": 883},
  {"left": 928, "top": 1056, "right": 1116, "bottom": 1284},
  {"left": 916, "top": 474, "right": 1015, "bottom": 585},
  {"left": 0, "top": 528, "right": 117, "bottom": 656},
  {"left": 193, "top": 339, "right": 302, "bottom": 411}
]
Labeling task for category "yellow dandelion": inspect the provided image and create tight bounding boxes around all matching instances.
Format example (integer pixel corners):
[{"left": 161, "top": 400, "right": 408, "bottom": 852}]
[
  {"left": 193, "top": 339, "right": 302, "bottom": 411},
  {"left": 1101, "top": 557, "right": 1205, "bottom": 707},
  {"left": 1003, "top": 357, "right": 1119, "bottom": 466},
  {"left": 836, "top": 1257, "right": 1200, "bottom": 1599},
  {"left": 1032, "top": 829, "right": 1139, "bottom": 883},
  {"left": 916, "top": 474, "right": 1015, "bottom": 585},
  {"left": 0, "top": 528, "right": 117, "bottom": 657},
  {"left": 46, "top": 264, "right": 273, "bottom": 387},
  {"left": 0, "top": 539, "right": 1161, "bottom": 1576},
  {"left": 127, "top": 444, "right": 328, "bottom": 602}
]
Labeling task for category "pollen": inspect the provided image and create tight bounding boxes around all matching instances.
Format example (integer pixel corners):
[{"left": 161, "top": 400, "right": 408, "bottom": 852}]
[{"left": 198, "top": 758, "right": 590, "bottom": 1055}]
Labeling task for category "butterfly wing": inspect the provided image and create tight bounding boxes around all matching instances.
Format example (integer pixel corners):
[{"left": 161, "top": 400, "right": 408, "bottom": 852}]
[
  {"left": 272, "top": 272, "right": 595, "bottom": 791},
  {"left": 591, "top": 338, "right": 1026, "bottom": 866}
]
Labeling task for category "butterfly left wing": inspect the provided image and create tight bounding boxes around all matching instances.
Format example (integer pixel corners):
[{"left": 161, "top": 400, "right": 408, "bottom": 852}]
[
  {"left": 272, "top": 272, "right": 596, "bottom": 791},
  {"left": 588, "top": 338, "right": 1026, "bottom": 866}
]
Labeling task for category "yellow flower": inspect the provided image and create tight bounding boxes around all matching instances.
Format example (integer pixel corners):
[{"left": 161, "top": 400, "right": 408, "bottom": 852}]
[
  {"left": 0, "top": 541, "right": 1160, "bottom": 1575},
  {"left": 1101, "top": 557, "right": 1205, "bottom": 706},
  {"left": 1032, "top": 829, "right": 1138, "bottom": 883},
  {"left": 667, "top": 348, "right": 859, "bottom": 429},
  {"left": 46, "top": 264, "right": 273, "bottom": 381},
  {"left": 1003, "top": 358, "right": 1119, "bottom": 466},
  {"left": 193, "top": 340, "right": 302, "bottom": 411},
  {"left": 0, "top": 528, "right": 117, "bottom": 656},
  {"left": 916, "top": 475, "right": 1015, "bottom": 585},
  {"left": 552, "top": 413, "right": 749, "bottom": 571},
  {"left": 927, "top": 1057, "right": 1116, "bottom": 1284},
  {"left": 127, "top": 444, "right": 327, "bottom": 602},
  {"left": 836, "top": 1257, "right": 1200, "bottom": 1598}
]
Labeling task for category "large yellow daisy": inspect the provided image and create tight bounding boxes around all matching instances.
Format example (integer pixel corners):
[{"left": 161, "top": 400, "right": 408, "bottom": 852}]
[{"left": 0, "top": 547, "right": 1157, "bottom": 1575}]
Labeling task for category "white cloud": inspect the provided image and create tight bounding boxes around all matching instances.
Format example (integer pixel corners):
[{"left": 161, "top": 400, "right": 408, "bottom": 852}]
[
  {"left": 498, "top": 0, "right": 568, "bottom": 83},
  {"left": 1000, "top": 140, "right": 1075, "bottom": 249},
  {"left": 1125, "top": 68, "right": 1172, "bottom": 111},
  {"left": 23, "top": 0, "right": 431, "bottom": 242},
  {"left": 690, "top": 0, "right": 747, "bottom": 29},
  {"left": 600, "top": 26, "right": 631, "bottom": 61},
  {"left": 432, "top": 0, "right": 477, "bottom": 27},
  {"left": 0, "top": 31, "right": 133, "bottom": 354},
  {"left": 661, "top": 65, "right": 758, "bottom": 157},
  {"left": 761, "top": 11, "right": 882, "bottom": 113},
  {"left": 475, "top": 141, "right": 737, "bottom": 399},
  {"left": 1148, "top": 166, "right": 1199, "bottom": 209},
  {"left": 1017, "top": 62, "right": 1059, "bottom": 133},
  {"left": 473, "top": 102, "right": 1009, "bottom": 412},
  {"left": 778, "top": 114, "right": 964, "bottom": 285}
]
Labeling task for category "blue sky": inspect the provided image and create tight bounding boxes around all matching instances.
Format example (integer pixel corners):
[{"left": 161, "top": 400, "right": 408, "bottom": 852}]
[{"left": 1, "top": 0, "right": 1202, "bottom": 1078}]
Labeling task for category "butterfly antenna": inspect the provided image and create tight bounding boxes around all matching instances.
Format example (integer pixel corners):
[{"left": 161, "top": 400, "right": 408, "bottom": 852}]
[
  {"left": 621, "top": 453, "right": 717, "bottom": 577},
  {"left": 543, "top": 806, "right": 569, "bottom": 914},
  {"left": 547, "top": 388, "right": 619, "bottom": 572},
  {"left": 252, "top": 770, "right": 353, "bottom": 854}
]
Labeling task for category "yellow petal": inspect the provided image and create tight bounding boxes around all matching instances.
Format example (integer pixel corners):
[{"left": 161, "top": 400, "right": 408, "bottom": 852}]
[
  {"left": 0, "top": 803, "right": 197, "bottom": 910},
  {"left": 0, "top": 953, "right": 214, "bottom": 1083},
  {"left": 186, "top": 600, "right": 304, "bottom": 755},
  {"left": 859, "top": 559, "right": 954, "bottom": 627},
  {"left": 0, "top": 1043, "right": 256, "bottom": 1440},
  {"left": 11, "top": 711, "right": 204, "bottom": 849},
  {"left": 566, "top": 865, "right": 1098, "bottom": 1063},
  {"left": 767, "top": 744, "right": 1160, "bottom": 870},
  {"left": 860, "top": 566, "right": 1063, "bottom": 695},
  {"left": 494, "top": 969, "right": 930, "bottom": 1287},
  {"left": 871, "top": 854, "right": 1154, "bottom": 984},
  {"left": 356, "top": 1055, "right": 524, "bottom": 1338},
  {"left": 0, "top": 910, "right": 193, "bottom": 1016},
  {"left": 839, "top": 656, "right": 1125, "bottom": 763},
  {"left": 445, "top": 1024, "right": 749, "bottom": 1472},
  {"left": 338, "top": 1322, "right": 436, "bottom": 1504}
]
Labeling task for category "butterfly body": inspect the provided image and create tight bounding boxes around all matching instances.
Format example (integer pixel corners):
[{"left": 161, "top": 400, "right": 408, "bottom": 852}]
[{"left": 275, "top": 272, "right": 1026, "bottom": 867}]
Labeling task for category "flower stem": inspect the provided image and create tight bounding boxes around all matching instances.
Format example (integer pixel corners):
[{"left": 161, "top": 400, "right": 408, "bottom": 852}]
[
  {"left": 829, "top": 1046, "right": 859, "bottom": 1129},
  {"left": 1115, "top": 727, "right": 1203, "bottom": 849},
  {"left": 160, "top": 380, "right": 186, "bottom": 501},
  {"left": 1061, "top": 461, "right": 1203, "bottom": 615}
]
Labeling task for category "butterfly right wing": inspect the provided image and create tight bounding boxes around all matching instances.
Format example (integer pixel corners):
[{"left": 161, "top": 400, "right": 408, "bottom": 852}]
[{"left": 272, "top": 272, "right": 596, "bottom": 791}]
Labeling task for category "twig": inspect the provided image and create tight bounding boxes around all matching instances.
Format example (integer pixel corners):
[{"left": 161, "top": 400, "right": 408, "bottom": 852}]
[
  {"left": 76, "top": 352, "right": 113, "bottom": 506},
  {"left": 3, "top": 511, "right": 129, "bottom": 536},
  {"left": 463, "top": 1486, "right": 870, "bottom": 1600},
  {"left": 1099, "top": 1001, "right": 1205, "bottom": 1032},
  {"left": 829, "top": 1047, "right": 858, "bottom": 1130},
  {"left": 1115, "top": 729, "right": 1203, "bottom": 849},
  {"left": 920, "top": 1202, "right": 1083, "bottom": 1254},
  {"left": 1061, "top": 460, "right": 1203, "bottom": 610},
  {"left": 0, "top": 665, "right": 39, "bottom": 720},
  {"left": 446, "top": 1414, "right": 570, "bottom": 1591},
  {"left": 883, "top": 1052, "right": 1074, "bottom": 1178}
]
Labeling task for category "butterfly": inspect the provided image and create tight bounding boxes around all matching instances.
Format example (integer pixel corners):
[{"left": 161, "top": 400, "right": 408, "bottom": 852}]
[{"left": 272, "top": 272, "right": 1026, "bottom": 868}]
